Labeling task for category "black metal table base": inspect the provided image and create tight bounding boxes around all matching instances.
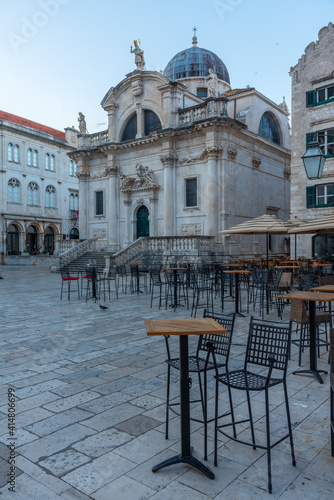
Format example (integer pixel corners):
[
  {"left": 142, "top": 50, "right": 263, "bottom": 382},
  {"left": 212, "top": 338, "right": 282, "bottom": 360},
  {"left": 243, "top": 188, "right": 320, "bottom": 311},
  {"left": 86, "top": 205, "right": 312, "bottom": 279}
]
[
  {"left": 292, "top": 368, "right": 328, "bottom": 384},
  {"left": 152, "top": 454, "right": 215, "bottom": 479}
]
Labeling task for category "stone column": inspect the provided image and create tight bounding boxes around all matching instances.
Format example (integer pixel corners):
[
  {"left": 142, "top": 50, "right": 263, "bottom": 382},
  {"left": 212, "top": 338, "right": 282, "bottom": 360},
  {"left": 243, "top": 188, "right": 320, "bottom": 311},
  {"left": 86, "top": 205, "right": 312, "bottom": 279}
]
[
  {"left": 205, "top": 146, "right": 222, "bottom": 237},
  {"left": 107, "top": 154, "right": 118, "bottom": 251},
  {"left": 149, "top": 192, "right": 158, "bottom": 236},
  {"left": 77, "top": 167, "right": 90, "bottom": 240},
  {"left": 107, "top": 102, "right": 118, "bottom": 142},
  {"left": 123, "top": 196, "right": 132, "bottom": 246},
  {"left": 160, "top": 155, "right": 177, "bottom": 236},
  {"left": 136, "top": 105, "right": 144, "bottom": 139}
]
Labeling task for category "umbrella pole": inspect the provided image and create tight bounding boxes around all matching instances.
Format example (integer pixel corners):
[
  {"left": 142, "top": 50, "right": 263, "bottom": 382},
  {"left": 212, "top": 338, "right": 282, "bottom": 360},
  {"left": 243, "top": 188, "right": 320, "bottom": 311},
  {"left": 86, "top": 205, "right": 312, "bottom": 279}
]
[
  {"left": 295, "top": 234, "right": 297, "bottom": 260},
  {"left": 266, "top": 232, "right": 269, "bottom": 269}
]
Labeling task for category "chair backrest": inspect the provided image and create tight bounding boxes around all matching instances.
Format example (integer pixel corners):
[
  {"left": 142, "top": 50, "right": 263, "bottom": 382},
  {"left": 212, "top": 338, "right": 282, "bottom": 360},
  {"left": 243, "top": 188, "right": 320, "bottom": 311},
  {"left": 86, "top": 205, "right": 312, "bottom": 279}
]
[
  {"left": 319, "top": 275, "right": 334, "bottom": 286},
  {"left": 199, "top": 310, "right": 235, "bottom": 360},
  {"left": 245, "top": 317, "right": 292, "bottom": 374},
  {"left": 61, "top": 269, "right": 70, "bottom": 279},
  {"left": 330, "top": 328, "right": 334, "bottom": 388}
]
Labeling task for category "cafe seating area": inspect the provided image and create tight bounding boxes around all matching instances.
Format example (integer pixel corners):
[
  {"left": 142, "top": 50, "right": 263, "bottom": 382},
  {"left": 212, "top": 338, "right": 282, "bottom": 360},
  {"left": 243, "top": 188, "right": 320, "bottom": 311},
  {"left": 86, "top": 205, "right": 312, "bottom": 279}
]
[{"left": 2, "top": 265, "right": 334, "bottom": 498}]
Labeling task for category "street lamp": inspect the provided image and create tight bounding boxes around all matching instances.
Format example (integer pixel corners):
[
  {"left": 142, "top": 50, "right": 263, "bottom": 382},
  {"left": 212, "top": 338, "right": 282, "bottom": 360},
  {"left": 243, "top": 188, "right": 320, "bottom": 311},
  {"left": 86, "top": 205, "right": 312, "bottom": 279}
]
[{"left": 302, "top": 141, "right": 326, "bottom": 179}]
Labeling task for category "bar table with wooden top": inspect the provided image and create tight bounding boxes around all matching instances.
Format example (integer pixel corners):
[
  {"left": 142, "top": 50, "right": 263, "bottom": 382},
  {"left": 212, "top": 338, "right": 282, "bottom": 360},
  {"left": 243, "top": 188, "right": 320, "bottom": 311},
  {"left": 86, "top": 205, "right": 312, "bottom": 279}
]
[
  {"left": 223, "top": 270, "right": 251, "bottom": 316},
  {"left": 145, "top": 318, "right": 227, "bottom": 479},
  {"left": 276, "top": 291, "right": 334, "bottom": 383},
  {"left": 164, "top": 267, "right": 187, "bottom": 309}
]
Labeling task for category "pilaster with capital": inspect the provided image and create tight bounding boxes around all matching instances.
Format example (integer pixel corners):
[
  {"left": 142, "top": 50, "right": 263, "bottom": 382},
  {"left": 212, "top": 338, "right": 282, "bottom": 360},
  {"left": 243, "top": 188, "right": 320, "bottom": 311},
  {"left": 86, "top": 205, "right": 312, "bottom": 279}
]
[
  {"left": 123, "top": 196, "right": 132, "bottom": 246},
  {"left": 106, "top": 102, "right": 118, "bottom": 142},
  {"left": 160, "top": 154, "right": 177, "bottom": 236},
  {"left": 205, "top": 146, "right": 223, "bottom": 237},
  {"left": 107, "top": 155, "right": 119, "bottom": 249},
  {"left": 77, "top": 166, "right": 90, "bottom": 240}
]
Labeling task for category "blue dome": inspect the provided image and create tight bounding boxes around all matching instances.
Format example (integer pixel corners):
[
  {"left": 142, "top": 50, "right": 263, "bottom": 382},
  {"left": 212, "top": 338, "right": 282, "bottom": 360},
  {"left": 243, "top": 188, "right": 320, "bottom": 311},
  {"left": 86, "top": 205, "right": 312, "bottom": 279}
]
[{"left": 164, "top": 45, "right": 230, "bottom": 83}]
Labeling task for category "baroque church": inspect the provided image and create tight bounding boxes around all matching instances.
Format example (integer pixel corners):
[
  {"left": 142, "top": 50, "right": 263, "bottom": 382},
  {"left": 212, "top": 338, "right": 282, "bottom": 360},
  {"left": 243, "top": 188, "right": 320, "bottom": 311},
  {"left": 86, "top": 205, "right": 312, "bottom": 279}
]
[{"left": 70, "top": 34, "right": 291, "bottom": 258}]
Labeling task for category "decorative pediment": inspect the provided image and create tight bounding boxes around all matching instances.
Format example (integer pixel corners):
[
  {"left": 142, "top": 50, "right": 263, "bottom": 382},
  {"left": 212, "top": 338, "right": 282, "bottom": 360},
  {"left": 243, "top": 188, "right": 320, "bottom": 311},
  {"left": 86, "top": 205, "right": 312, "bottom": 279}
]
[
  {"left": 120, "top": 163, "right": 160, "bottom": 193},
  {"left": 178, "top": 151, "right": 206, "bottom": 164}
]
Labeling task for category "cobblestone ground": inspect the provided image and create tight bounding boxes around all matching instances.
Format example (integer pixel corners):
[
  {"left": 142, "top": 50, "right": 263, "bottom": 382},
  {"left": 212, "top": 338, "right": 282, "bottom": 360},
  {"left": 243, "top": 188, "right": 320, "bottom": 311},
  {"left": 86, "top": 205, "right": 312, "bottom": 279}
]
[{"left": 0, "top": 266, "right": 333, "bottom": 499}]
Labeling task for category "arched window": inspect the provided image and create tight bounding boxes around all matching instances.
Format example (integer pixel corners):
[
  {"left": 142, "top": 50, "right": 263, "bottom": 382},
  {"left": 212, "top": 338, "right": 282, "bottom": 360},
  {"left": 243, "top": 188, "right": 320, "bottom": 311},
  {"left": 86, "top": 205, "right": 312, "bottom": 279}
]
[
  {"left": 8, "top": 143, "right": 13, "bottom": 162},
  {"left": 45, "top": 153, "right": 50, "bottom": 170},
  {"left": 14, "top": 145, "right": 19, "bottom": 162},
  {"left": 70, "top": 227, "right": 79, "bottom": 239},
  {"left": 8, "top": 178, "right": 20, "bottom": 203},
  {"left": 46, "top": 185, "right": 56, "bottom": 207},
  {"left": 50, "top": 154, "right": 55, "bottom": 171},
  {"left": 28, "top": 182, "right": 39, "bottom": 205},
  {"left": 121, "top": 113, "right": 137, "bottom": 142},
  {"left": 144, "top": 110, "right": 162, "bottom": 136},
  {"left": 27, "top": 148, "right": 32, "bottom": 166},
  {"left": 258, "top": 112, "right": 281, "bottom": 145},
  {"left": 33, "top": 150, "right": 38, "bottom": 167},
  {"left": 121, "top": 110, "right": 162, "bottom": 142},
  {"left": 69, "top": 160, "right": 77, "bottom": 176},
  {"left": 70, "top": 193, "right": 79, "bottom": 210}
]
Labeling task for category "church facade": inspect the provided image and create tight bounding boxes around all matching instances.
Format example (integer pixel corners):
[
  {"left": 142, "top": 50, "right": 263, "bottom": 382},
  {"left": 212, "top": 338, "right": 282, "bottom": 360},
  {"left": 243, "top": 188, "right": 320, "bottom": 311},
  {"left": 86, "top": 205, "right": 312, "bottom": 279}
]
[{"left": 71, "top": 36, "right": 291, "bottom": 259}]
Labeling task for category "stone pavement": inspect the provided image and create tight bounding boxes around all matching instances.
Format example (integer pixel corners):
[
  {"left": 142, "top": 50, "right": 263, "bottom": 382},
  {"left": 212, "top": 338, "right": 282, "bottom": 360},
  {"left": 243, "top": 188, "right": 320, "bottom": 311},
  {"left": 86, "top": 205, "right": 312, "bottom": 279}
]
[{"left": 0, "top": 266, "right": 333, "bottom": 499}]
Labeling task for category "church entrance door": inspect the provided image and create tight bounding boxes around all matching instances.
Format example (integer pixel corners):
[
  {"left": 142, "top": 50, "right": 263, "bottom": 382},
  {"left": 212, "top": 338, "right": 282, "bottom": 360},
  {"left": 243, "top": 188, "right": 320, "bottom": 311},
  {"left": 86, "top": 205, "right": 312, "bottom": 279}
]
[{"left": 136, "top": 206, "right": 149, "bottom": 238}]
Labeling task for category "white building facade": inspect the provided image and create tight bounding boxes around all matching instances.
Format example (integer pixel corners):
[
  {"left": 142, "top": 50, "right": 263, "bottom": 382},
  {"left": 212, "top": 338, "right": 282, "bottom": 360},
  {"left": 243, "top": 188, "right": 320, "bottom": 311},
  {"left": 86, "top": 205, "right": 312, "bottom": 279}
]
[
  {"left": 71, "top": 37, "right": 291, "bottom": 259},
  {"left": 0, "top": 110, "right": 79, "bottom": 256},
  {"left": 290, "top": 22, "right": 334, "bottom": 258}
]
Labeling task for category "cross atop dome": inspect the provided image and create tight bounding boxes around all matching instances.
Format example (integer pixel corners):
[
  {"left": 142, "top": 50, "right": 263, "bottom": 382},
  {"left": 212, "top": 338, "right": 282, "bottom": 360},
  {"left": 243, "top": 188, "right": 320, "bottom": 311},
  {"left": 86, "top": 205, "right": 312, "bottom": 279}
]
[{"left": 192, "top": 26, "right": 198, "bottom": 46}]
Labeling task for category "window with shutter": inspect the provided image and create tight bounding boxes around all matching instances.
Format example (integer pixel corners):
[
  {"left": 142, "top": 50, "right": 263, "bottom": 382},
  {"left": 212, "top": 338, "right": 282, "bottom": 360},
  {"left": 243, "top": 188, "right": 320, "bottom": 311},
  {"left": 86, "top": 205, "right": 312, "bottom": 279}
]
[
  {"left": 306, "top": 185, "right": 315, "bottom": 208},
  {"left": 306, "top": 90, "right": 315, "bottom": 107}
]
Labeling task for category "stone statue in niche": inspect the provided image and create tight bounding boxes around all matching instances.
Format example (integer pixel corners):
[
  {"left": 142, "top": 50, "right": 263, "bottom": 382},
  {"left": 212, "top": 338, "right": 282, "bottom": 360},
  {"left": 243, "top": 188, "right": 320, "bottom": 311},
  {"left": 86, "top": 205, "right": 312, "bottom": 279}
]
[
  {"left": 78, "top": 112, "right": 87, "bottom": 134},
  {"left": 207, "top": 68, "right": 218, "bottom": 97},
  {"left": 130, "top": 40, "right": 145, "bottom": 70}
]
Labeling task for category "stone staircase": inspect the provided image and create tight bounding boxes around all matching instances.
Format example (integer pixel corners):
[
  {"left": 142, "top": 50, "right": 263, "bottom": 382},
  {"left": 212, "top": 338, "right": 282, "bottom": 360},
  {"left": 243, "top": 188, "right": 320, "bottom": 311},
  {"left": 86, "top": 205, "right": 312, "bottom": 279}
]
[{"left": 61, "top": 251, "right": 113, "bottom": 273}]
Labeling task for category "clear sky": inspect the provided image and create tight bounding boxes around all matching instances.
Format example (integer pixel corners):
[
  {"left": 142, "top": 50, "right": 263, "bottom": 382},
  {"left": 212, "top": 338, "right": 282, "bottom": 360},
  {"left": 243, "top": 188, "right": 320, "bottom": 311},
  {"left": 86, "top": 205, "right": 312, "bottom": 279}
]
[{"left": 0, "top": 0, "right": 333, "bottom": 133}]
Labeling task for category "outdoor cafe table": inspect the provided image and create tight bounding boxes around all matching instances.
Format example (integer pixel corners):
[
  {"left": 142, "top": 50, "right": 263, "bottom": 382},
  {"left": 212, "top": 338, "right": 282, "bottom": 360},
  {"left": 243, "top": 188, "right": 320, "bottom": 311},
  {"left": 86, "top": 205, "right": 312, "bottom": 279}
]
[
  {"left": 164, "top": 268, "right": 187, "bottom": 309},
  {"left": 223, "top": 270, "right": 251, "bottom": 316},
  {"left": 276, "top": 291, "right": 334, "bottom": 383},
  {"left": 85, "top": 266, "right": 104, "bottom": 301},
  {"left": 145, "top": 318, "right": 227, "bottom": 479},
  {"left": 130, "top": 263, "right": 146, "bottom": 294}
]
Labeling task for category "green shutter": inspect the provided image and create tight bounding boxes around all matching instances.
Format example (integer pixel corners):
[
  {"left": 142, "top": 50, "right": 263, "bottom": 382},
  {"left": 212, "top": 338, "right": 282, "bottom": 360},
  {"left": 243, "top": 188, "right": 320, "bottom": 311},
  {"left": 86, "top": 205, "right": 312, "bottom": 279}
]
[
  {"left": 306, "top": 90, "right": 315, "bottom": 107},
  {"left": 306, "top": 185, "right": 316, "bottom": 208}
]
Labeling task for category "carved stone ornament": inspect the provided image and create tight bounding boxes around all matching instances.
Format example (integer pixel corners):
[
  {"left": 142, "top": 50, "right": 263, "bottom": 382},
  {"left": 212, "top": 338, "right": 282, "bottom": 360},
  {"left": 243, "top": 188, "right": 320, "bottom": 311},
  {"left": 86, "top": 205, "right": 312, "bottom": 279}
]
[
  {"left": 181, "top": 223, "right": 202, "bottom": 236},
  {"left": 160, "top": 154, "right": 178, "bottom": 166},
  {"left": 227, "top": 146, "right": 238, "bottom": 160},
  {"left": 284, "top": 166, "right": 291, "bottom": 179},
  {"left": 136, "top": 198, "right": 144, "bottom": 205},
  {"left": 252, "top": 156, "right": 261, "bottom": 169},
  {"left": 204, "top": 146, "right": 223, "bottom": 159},
  {"left": 132, "top": 80, "right": 143, "bottom": 97},
  {"left": 76, "top": 171, "right": 90, "bottom": 180},
  {"left": 120, "top": 163, "right": 160, "bottom": 193},
  {"left": 92, "top": 228, "right": 107, "bottom": 239},
  {"left": 178, "top": 151, "right": 206, "bottom": 164},
  {"left": 90, "top": 166, "right": 118, "bottom": 179}
]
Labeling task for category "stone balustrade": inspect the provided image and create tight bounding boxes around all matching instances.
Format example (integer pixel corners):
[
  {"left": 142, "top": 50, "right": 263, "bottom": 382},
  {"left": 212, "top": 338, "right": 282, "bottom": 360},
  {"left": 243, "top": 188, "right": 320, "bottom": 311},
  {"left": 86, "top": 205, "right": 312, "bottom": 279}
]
[{"left": 177, "top": 98, "right": 228, "bottom": 126}]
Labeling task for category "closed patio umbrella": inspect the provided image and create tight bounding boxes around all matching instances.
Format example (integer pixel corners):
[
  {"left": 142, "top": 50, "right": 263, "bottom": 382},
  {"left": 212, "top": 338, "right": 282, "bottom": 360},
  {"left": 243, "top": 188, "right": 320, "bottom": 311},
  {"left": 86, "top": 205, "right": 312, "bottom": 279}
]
[{"left": 218, "top": 213, "right": 296, "bottom": 267}]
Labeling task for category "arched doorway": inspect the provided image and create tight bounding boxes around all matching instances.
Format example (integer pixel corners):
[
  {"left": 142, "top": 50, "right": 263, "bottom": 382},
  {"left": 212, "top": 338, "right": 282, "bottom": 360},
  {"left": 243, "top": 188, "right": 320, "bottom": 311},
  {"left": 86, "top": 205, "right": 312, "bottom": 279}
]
[
  {"left": 136, "top": 205, "right": 149, "bottom": 238},
  {"left": 70, "top": 227, "right": 79, "bottom": 240},
  {"left": 44, "top": 227, "right": 54, "bottom": 255},
  {"left": 7, "top": 224, "right": 19, "bottom": 255},
  {"left": 27, "top": 226, "right": 38, "bottom": 254}
]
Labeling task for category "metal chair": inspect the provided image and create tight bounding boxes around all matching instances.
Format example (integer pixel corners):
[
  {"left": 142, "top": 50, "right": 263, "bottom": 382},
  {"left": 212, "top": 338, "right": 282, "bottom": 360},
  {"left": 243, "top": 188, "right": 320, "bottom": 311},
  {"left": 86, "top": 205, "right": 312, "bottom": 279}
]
[
  {"left": 214, "top": 316, "right": 295, "bottom": 494},
  {"left": 150, "top": 270, "right": 168, "bottom": 309},
  {"left": 60, "top": 269, "right": 80, "bottom": 300},
  {"left": 330, "top": 328, "right": 334, "bottom": 457},
  {"left": 164, "top": 309, "right": 235, "bottom": 460}
]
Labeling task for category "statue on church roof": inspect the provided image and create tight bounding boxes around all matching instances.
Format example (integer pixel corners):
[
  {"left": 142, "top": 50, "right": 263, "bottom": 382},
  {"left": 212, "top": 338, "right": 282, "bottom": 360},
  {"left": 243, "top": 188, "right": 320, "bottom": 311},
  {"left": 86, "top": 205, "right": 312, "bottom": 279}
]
[
  {"left": 207, "top": 68, "right": 218, "bottom": 97},
  {"left": 130, "top": 40, "right": 145, "bottom": 70},
  {"left": 78, "top": 112, "right": 87, "bottom": 134}
]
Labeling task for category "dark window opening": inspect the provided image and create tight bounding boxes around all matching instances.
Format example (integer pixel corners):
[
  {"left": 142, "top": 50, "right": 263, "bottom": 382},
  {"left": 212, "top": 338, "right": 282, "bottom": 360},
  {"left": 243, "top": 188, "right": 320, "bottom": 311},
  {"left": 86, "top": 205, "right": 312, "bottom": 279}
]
[
  {"left": 95, "top": 191, "right": 103, "bottom": 215},
  {"left": 197, "top": 88, "right": 208, "bottom": 98},
  {"left": 258, "top": 112, "right": 281, "bottom": 145},
  {"left": 186, "top": 178, "right": 197, "bottom": 207}
]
